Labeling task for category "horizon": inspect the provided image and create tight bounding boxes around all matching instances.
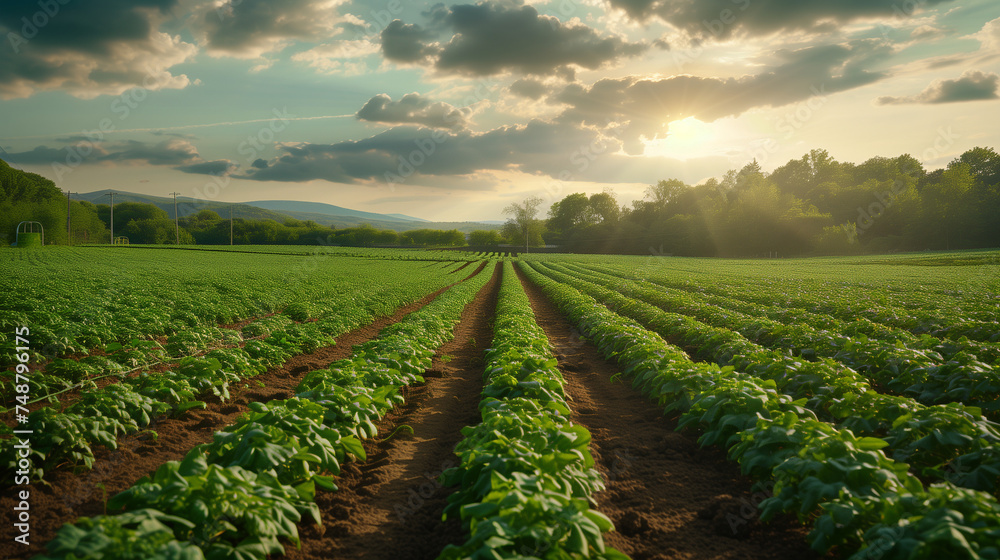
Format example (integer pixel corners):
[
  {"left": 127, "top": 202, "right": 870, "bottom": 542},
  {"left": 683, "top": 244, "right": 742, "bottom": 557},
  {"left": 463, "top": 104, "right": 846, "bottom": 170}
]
[{"left": 1, "top": 0, "right": 999, "bottom": 222}]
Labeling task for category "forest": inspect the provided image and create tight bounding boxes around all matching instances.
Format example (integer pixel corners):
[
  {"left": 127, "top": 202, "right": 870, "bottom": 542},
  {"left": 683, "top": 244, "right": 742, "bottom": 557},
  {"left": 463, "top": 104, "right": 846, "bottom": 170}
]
[{"left": 2, "top": 146, "right": 998, "bottom": 256}]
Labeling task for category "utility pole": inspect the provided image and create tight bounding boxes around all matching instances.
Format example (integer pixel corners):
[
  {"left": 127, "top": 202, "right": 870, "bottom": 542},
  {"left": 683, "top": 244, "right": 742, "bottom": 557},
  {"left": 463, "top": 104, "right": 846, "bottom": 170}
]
[
  {"left": 169, "top": 192, "right": 181, "bottom": 244},
  {"left": 229, "top": 205, "right": 234, "bottom": 245},
  {"left": 104, "top": 191, "right": 116, "bottom": 244},
  {"left": 65, "top": 190, "right": 77, "bottom": 245}
]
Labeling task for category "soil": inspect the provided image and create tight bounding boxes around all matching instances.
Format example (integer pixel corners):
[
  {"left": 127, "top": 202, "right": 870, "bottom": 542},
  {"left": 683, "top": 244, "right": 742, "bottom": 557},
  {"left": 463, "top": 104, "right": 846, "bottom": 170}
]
[
  {"left": 513, "top": 265, "right": 824, "bottom": 560},
  {"left": 0, "top": 282, "right": 458, "bottom": 560},
  {"left": 284, "top": 261, "right": 501, "bottom": 560}
]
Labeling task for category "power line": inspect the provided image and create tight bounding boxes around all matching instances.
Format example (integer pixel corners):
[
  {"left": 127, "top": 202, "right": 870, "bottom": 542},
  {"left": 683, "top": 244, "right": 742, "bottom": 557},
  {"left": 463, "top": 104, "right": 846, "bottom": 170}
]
[
  {"left": 104, "top": 191, "right": 116, "bottom": 244},
  {"left": 169, "top": 192, "right": 181, "bottom": 245}
]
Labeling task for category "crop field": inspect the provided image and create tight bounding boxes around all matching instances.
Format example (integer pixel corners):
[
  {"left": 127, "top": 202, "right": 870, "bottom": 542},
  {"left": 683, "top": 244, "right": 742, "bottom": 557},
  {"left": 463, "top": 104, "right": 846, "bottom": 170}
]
[{"left": 1, "top": 246, "right": 999, "bottom": 560}]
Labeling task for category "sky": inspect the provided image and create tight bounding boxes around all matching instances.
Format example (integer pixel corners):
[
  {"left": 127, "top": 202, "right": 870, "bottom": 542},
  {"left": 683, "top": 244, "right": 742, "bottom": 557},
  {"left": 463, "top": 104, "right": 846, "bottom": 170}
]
[{"left": 1, "top": 0, "right": 999, "bottom": 222}]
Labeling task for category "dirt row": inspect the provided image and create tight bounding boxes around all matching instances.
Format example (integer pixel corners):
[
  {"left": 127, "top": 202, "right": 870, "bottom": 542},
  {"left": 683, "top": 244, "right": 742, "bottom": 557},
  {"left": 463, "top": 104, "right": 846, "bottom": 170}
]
[{"left": 283, "top": 261, "right": 502, "bottom": 560}]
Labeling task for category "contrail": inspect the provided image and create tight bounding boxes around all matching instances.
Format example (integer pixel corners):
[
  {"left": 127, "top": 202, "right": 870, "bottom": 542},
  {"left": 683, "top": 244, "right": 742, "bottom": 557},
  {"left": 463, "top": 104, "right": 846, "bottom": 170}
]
[{"left": 0, "top": 114, "right": 355, "bottom": 141}]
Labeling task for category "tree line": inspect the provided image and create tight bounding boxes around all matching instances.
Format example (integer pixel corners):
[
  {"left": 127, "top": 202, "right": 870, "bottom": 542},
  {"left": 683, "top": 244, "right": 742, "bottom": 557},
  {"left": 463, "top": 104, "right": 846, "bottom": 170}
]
[
  {"left": 0, "top": 160, "right": 472, "bottom": 247},
  {"left": 5, "top": 146, "right": 999, "bottom": 255},
  {"left": 533, "top": 146, "right": 1000, "bottom": 256}
]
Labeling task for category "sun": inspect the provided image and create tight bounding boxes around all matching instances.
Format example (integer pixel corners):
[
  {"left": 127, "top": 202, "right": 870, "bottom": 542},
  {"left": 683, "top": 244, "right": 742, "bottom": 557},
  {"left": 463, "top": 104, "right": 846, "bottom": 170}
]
[{"left": 643, "top": 116, "right": 719, "bottom": 159}]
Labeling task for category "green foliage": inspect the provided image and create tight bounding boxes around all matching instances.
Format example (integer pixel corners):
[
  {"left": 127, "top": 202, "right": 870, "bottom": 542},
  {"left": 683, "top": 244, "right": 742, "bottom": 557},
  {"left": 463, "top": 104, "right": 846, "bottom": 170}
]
[
  {"left": 545, "top": 146, "right": 1000, "bottom": 255},
  {"left": 36, "top": 509, "right": 206, "bottom": 560},
  {"left": 519, "top": 260, "right": 1000, "bottom": 559},
  {"left": 108, "top": 452, "right": 318, "bottom": 560},
  {"left": 439, "top": 262, "right": 623, "bottom": 560}
]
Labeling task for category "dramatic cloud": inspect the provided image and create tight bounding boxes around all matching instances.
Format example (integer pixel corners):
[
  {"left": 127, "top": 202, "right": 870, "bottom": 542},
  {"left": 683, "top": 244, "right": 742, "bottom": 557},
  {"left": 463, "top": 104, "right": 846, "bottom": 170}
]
[
  {"left": 876, "top": 70, "right": 1000, "bottom": 105},
  {"left": 198, "top": 0, "right": 349, "bottom": 58},
  {"left": 381, "top": 1, "right": 647, "bottom": 76},
  {"left": 175, "top": 160, "right": 238, "bottom": 175},
  {"left": 554, "top": 41, "right": 891, "bottom": 153},
  {"left": 356, "top": 93, "right": 469, "bottom": 130},
  {"left": 509, "top": 78, "right": 550, "bottom": 100},
  {"left": 100, "top": 139, "right": 200, "bottom": 165},
  {"left": 239, "top": 120, "right": 613, "bottom": 185},
  {"left": 3, "top": 139, "right": 233, "bottom": 175},
  {"left": 379, "top": 20, "right": 441, "bottom": 63},
  {"left": 604, "top": 0, "right": 956, "bottom": 39},
  {"left": 0, "top": 0, "right": 196, "bottom": 99}
]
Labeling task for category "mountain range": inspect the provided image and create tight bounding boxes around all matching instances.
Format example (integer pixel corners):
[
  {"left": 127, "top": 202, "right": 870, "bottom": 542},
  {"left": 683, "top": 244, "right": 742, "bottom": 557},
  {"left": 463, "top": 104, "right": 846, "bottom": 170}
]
[{"left": 75, "top": 190, "right": 498, "bottom": 233}]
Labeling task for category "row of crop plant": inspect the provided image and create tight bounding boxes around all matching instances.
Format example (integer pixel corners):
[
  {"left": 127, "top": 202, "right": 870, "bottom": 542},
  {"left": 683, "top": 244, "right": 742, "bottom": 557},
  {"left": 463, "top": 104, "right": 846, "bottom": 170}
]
[
  {"left": 519, "top": 261, "right": 1000, "bottom": 560},
  {"left": 31, "top": 263, "right": 494, "bottom": 560},
  {"left": 437, "top": 261, "right": 625, "bottom": 559},
  {"left": 528, "top": 262, "right": 1000, "bottom": 496},
  {"left": 553, "top": 262, "right": 1000, "bottom": 410}
]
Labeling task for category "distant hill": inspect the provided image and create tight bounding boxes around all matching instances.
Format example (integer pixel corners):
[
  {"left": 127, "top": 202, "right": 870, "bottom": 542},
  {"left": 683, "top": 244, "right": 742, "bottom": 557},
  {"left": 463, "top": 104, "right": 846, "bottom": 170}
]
[
  {"left": 75, "top": 190, "right": 498, "bottom": 233},
  {"left": 385, "top": 213, "right": 429, "bottom": 222},
  {"left": 243, "top": 200, "right": 417, "bottom": 223}
]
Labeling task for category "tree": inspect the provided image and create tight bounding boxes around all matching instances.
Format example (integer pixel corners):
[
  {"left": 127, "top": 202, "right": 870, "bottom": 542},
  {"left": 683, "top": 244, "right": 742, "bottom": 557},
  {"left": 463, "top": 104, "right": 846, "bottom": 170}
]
[
  {"left": 503, "top": 196, "right": 545, "bottom": 251},
  {"left": 589, "top": 191, "right": 620, "bottom": 223},
  {"left": 644, "top": 179, "right": 687, "bottom": 210},
  {"left": 468, "top": 229, "right": 502, "bottom": 247},
  {"left": 921, "top": 163, "right": 977, "bottom": 249},
  {"left": 548, "top": 193, "right": 592, "bottom": 234},
  {"left": 950, "top": 147, "right": 1000, "bottom": 189}
]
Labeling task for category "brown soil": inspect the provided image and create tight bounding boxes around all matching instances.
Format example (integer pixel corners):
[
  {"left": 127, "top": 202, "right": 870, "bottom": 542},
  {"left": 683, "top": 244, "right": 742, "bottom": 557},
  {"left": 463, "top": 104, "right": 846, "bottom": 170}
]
[
  {"left": 514, "top": 265, "right": 824, "bottom": 560},
  {"left": 0, "top": 283, "right": 456, "bottom": 560},
  {"left": 448, "top": 261, "right": 473, "bottom": 274},
  {"left": 284, "top": 261, "right": 501, "bottom": 560}
]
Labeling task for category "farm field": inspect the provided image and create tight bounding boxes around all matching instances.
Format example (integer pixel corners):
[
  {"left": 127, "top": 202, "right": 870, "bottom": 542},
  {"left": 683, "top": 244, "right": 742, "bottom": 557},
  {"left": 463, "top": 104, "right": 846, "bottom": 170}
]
[{"left": 1, "top": 246, "right": 999, "bottom": 560}]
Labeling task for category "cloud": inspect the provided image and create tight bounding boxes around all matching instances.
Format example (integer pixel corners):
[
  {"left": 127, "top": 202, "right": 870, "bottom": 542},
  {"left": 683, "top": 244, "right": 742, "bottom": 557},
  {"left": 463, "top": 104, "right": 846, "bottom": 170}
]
[
  {"left": 2, "top": 138, "right": 234, "bottom": 175},
  {"left": 509, "top": 78, "right": 551, "bottom": 100},
  {"left": 380, "top": 1, "right": 647, "bottom": 76},
  {"left": 603, "top": 0, "right": 956, "bottom": 39},
  {"left": 553, "top": 41, "right": 891, "bottom": 153},
  {"left": 0, "top": 0, "right": 196, "bottom": 99},
  {"left": 197, "top": 0, "right": 349, "bottom": 58},
  {"left": 291, "top": 39, "right": 380, "bottom": 74},
  {"left": 875, "top": 70, "right": 1000, "bottom": 105},
  {"left": 1, "top": 145, "right": 103, "bottom": 165},
  {"left": 910, "top": 25, "right": 946, "bottom": 41},
  {"left": 238, "top": 120, "right": 613, "bottom": 185},
  {"left": 971, "top": 17, "right": 1000, "bottom": 53},
  {"left": 380, "top": 20, "right": 441, "bottom": 63},
  {"left": 99, "top": 139, "right": 199, "bottom": 165},
  {"left": 356, "top": 93, "right": 470, "bottom": 130},
  {"left": 175, "top": 159, "right": 238, "bottom": 175}
]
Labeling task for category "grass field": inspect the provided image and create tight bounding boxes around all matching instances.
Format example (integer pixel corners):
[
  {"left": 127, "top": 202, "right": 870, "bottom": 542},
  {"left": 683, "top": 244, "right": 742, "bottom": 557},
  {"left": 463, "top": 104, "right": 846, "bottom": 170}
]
[{"left": 1, "top": 246, "right": 998, "bottom": 560}]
